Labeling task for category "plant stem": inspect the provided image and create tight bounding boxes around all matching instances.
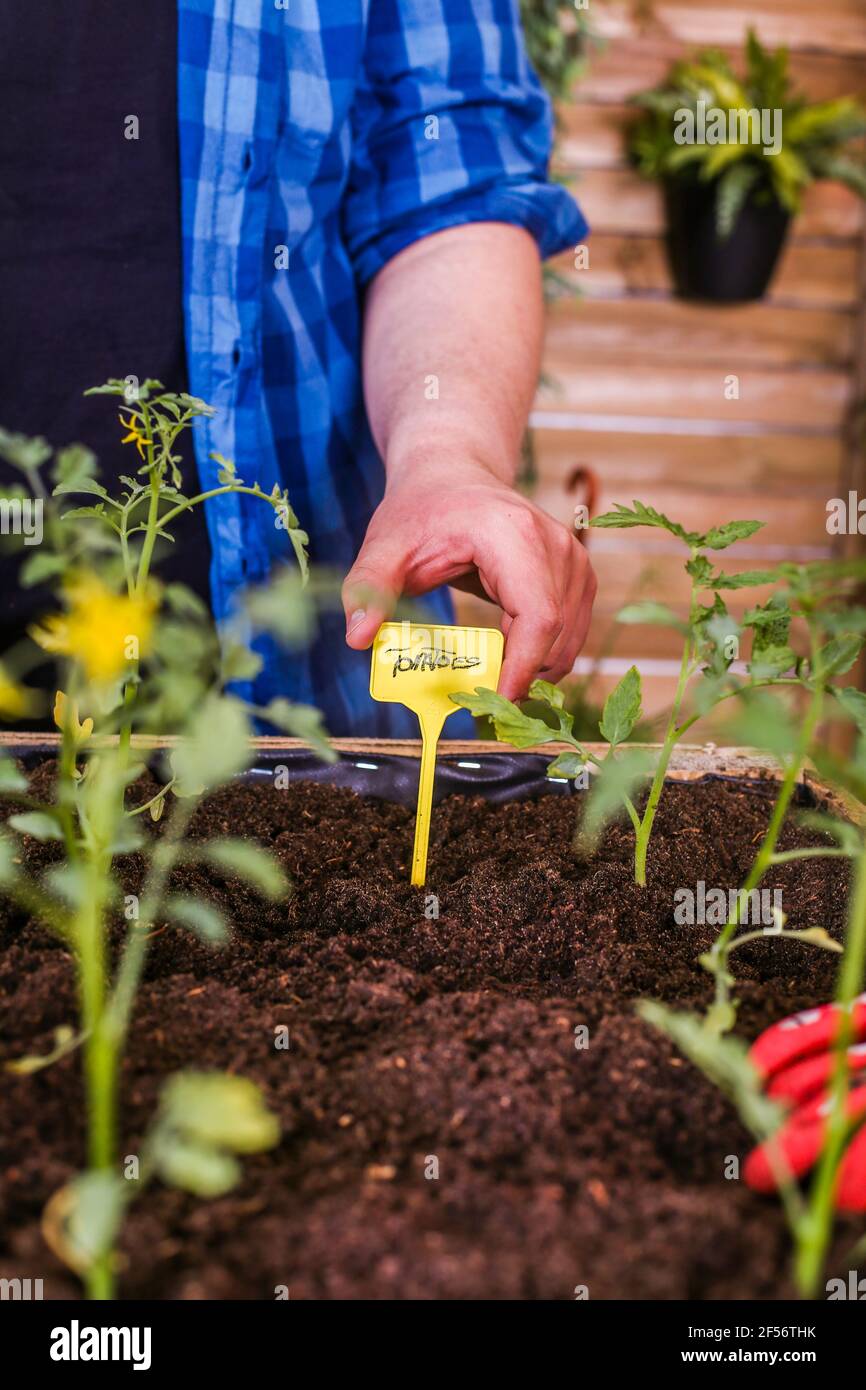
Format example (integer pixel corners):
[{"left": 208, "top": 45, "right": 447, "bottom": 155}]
[
  {"left": 710, "top": 660, "right": 825, "bottom": 992},
  {"left": 106, "top": 798, "right": 195, "bottom": 1048},
  {"left": 57, "top": 708, "right": 80, "bottom": 864},
  {"left": 75, "top": 849, "right": 115, "bottom": 1300},
  {"left": 794, "top": 838, "right": 866, "bottom": 1297},
  {"left": 634, "top": 587, "right": 695, "bottom": 887},
  {"left": 770, "top": 847, "right": 852, "bottom": 865},
  {"left": 156, "top": 483, "right": 278, "bottom": 532},
  {"left": 675, "top": 677, "right": 799, "bottom": 740},
  {"left": 119, "top": 417, "right": 162, "bottom": 763},
  {"left": 134, "top": 409, "right": 161, "bottom": 596},
  {"left": 117, "top": 679, "right": 137, "bottom": 766}
]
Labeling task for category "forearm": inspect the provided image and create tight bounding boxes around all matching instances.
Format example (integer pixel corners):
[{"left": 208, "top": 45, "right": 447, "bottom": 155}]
[
  {"left": 347, "top": 220, "right": 595, "bottom": 698},
  {"left": 361, "top": 222, "right": 545, "bottom": 484}
]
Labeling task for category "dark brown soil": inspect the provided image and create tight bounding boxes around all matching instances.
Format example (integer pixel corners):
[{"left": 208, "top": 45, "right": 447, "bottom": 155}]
[{"left": 0, "top": 763, "right": 860, "bottom": 1300}]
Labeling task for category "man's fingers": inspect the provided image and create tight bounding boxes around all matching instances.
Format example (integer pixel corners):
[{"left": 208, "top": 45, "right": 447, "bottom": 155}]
[
  {"left": 448, "top": 570, "right": 497, "bottom": 603},
  {"left": 496, "top": 541, "right": 596, "bottom": 699},
  {"left": 535, "top": 548, "right": 596, "bottom": 683},
  {"left": 498, "top": 607, "right": 563, "bottom": 701},
  {"left": 342, "top": 540, "right": 406, "bottom": 650}
]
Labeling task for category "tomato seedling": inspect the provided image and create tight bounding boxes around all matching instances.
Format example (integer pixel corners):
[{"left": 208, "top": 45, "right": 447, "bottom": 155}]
[{"left": 0, "top": 380, "right": 331, "bottom": 1298}]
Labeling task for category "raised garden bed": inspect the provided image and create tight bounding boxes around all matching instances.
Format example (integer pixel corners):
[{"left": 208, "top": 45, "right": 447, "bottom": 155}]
[{"left": 1, "top": 738, "right": 860, "bottom": 1300}]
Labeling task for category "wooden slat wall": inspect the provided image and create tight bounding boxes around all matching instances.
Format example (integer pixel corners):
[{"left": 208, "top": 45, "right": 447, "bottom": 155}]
[{"left": 455, "top": 0, "right": 866, "bottom": 727}]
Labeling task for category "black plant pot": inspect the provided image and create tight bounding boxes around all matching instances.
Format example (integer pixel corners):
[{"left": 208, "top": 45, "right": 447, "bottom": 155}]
[{"left": 663, "top": 176, "right": 791, "bottom": 303}]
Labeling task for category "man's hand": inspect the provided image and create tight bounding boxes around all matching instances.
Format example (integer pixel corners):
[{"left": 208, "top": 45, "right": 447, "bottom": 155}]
[
  {"left": 352, "top": 222, "right": 595, "bottom": 698},
  {"left": 342, "top": 454, "right": 596, "bottom": 701}
]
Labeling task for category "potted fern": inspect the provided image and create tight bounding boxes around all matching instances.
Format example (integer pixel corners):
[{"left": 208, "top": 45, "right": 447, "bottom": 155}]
[{"left": 628, "top": 30, "right": 866, "bottom": 302}]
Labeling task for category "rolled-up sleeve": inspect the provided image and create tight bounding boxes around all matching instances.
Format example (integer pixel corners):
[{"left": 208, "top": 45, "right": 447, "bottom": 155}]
[{"left": 342, "top": 0, "right": 588, "bottom": 286}]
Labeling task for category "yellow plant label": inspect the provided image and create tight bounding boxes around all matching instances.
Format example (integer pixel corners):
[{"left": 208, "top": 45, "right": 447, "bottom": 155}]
[{"left": 370, "top": 621, "right": 504, "bottom": 886}]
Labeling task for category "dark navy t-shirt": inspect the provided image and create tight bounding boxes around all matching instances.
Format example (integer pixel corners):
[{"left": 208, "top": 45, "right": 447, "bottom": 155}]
[{"left": 0, "top": 0, "right": 210, "bottom": 643}]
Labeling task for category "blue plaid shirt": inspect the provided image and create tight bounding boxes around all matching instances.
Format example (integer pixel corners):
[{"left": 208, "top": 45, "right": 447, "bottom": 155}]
[{"left": 178, "top": 0, "right": 586, "bottom": 736}]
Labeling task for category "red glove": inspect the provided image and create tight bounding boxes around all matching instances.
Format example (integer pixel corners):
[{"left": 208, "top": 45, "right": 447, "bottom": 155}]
[{"left": 743, "top": 996, "right": 866, "bottom": 1211}]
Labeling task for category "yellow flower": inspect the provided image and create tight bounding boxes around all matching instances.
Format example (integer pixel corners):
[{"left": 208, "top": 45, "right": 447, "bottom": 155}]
[
  {"left": 0, "top": 666, "right": 40, "bottom": 720},
  {"left": 53, "top": 689, "right": 94, "bottom": 744},
  {"left": 30, "top": 576, "right": 157, "bottom": 685},
  {"left": 119, "top": 412, "right": 151, "bottom": 459}
]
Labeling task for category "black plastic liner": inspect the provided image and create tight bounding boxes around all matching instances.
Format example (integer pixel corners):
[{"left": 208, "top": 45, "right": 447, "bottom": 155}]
[
  {"left": 4, "top": 743, "right": 819, "bottom": 809},
  {"left": 241, "top": 749, "right": 818, "bottom": 811},
  {"left": 241, "top": 749, "right": 579, "bottom": 806}
]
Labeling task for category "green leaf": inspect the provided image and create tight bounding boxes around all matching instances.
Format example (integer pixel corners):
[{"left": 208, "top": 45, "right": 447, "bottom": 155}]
[
  {"left": 742, "top": 594, "right": 791, "bottom": 640},
  {"left": 546, "top": 750, "right": 588, "bottom": 780},
  {"left": 170, "top": 696, "right": 252, "bottom": 795},
  {"left": 638, "top": 1000, "right": 783, "bottom": 1140},
  {"left": 617, "top": 601, "right": 686, "bottom": 631},
  {"left": 176, "top": 391, "right": 215, "bottom": 416},
  {"left": 84, "top": 377, "right": 164, "bottom": 399},
  {"left": 157, "top": 1071, "right": 281, "bottom": 1156},
  {"left": 685, "top": 554, "right": 715, "bottom": 586},
  {"left": 0, "top": 429, "right": 52, "bottom": 473},
  {"left": 108, "top": 821, "right": 145, "bottom": 855},
  {"left": 0, "top": 835, "right": 17, "bottom": 884},
  {"left": 729, "top": 692, "right": 799, "bottom": 762},
  {"left": 695, "top": 597, "right": 738, "bottom": 678},
  {"left": 451, "top": 687, "right": 573, "bottom": 750},
  {"left": 210, "top": 451, "right": 237, "bottom": 485},
  {"left": 59, "top": 505, "right": 106, "bottom": 522},
  {"left": 19, "top": 551, "right": 66, "bottom": 587},
  {"left": 0, "top": 756, "right": 28, "bottom": 792},
  {"left": 834, "top": 685, "right": 866, "bottom": 736},
  {"left": 810, "top": 152, "right": 866, "bottom": 199},
  {"left": 787, "top": 927, "right": 843, "bottom": 953},
  {"left": 578, "top": 747, "right": 654, "bottom": 854},
  {"left": 701, "top": 520, "right": 765, "bottom": 550},
  {"left": 244, "top": 567, "right": 314, "bottom": 648},
  {"left": 590, "top": 500, "right": 698, "bottom": 545},
  {"left": 203, "top": 839, "right": 289, "bottom": 901},
  {"left": 744, "top": 596, "right": 796, "bottom": 678},
  {"left": 153, "top": 1137, "right": 241, "bottom": 1197},
  {"left": 221, "top": 641, "right": 264, "bottom": 684},
  {"left": 8, "top": 811, "right": 63, "bottom": 842},
  {"left": 702, "top": 568, "right": 779, "bottom": 591},
  {"left": 50, "top": 1171, "right": 129, "bottom": 1275},
  {"left": 163, "top": 583, "right": 209, "bottom": 619},
  {"left": 273, "top": 494, "right": 310, "bottom": 584},
  {"left": 815, "top": 634, "right": 863, "bottom": 681},
  {"left": 43, "top": 864, "right": 90, "bottom": 909},
  {"left": 528, "top": 678, "right": 565, "bottom": 710},
  {"left": 52, "top": 443, "right": 98, "bottom": 488},
  {"left": 716, "top": 162, "right": 761, "bottom": 239},
  {"left": 821, "top": 607, "right": 866, "bottom": 637},
  {"left": 260, "top": 698, "right": 335, "bottom": 762},
  {"left": 52, "top": 477, "right": 109, "bottom": 499},
  {"left": 165, "top": 896, "right": 228, "bottom": 946},
  {"left": 599, "top": 665, "right": 642, "bottom": 747},
  {"left": 749, "top": 644, "right": 797, "bottom": 679},
  {"left": 796, "top": 810, "right": 861, "bottom": 858}
]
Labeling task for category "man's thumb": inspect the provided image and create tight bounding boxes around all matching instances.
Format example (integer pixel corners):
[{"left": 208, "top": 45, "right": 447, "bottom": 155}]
[{"left": 342, "top": 540, "right": 405, "bottom": 649}]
